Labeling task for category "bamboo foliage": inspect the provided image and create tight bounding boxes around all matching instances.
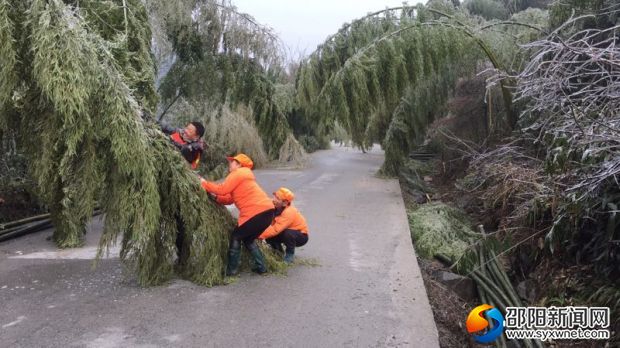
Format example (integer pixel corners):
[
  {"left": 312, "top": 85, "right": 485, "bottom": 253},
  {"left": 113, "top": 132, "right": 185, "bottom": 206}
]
[
  {"left": 143, "top": 128, "right": 233, "bottom": 286},
  {"left": 0, "top": 0, "right": 16, "bottom": 110},
  {"left": 295, "top": 7, "right": 415, "bottom": 140},
  {"left": 549, "top": 0, "right": 618, "bottom": 29},
  {"left": 152, "top": 0, "right": 302, "bottom": 162},
  {"left": 148, "top": 0, "right": 283, "bottom": 76},
  {"left": 204, "top": 104, "right": 269, "bottom": 168},
  {"left": 297, "top": 4, "right": 480, "bottom": 173},
  {"left": 74, "top": 0, "right": 158, "bottom": 110},
  {"left": 296, "top": 3, "right": 543, "bottom": 174},
  {"left": 0, "top": 0, "right": 234, "bottom": 286},
  {"left": 29, "top": 0, "right": 132, "bottom": 248}
]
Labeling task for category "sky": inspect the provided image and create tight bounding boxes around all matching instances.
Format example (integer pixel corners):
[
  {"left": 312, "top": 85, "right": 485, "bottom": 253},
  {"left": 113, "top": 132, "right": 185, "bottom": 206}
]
[{"left": 232, "top": 0, "right": 425, "bottom": 57}]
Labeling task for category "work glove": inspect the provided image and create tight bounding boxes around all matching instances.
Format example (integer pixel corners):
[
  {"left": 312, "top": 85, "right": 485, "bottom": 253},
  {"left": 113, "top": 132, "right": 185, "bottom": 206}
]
[{"left": 186, "top": 140, "right": 204, "bottom": 152}]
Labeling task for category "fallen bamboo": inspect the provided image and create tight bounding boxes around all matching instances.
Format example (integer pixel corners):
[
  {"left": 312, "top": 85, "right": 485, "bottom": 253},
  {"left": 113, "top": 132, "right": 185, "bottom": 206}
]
[
  {"left": 0, "top": 210, "right": 103, "bottom": 243},
  {"left": 478, "top": 246, "right": 508, "bottom": 348},
  {"left": 0, "top": 213, "right": 51, "bottom": 230},
  {"left": 0, "top": 220, "right": 53, "bottom": 242},
  {"left": 437, "top": 249, "right": 543, "bottom": 348}
]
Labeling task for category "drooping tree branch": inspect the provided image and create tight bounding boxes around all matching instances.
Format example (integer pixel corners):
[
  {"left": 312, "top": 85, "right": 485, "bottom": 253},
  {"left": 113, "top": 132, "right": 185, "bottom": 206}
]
[
  {"left": 297, "top": 3, "right": 541, "bottom": 173},
  {"left": 513, "top": 14, "right": 620, "bottom": 197}
]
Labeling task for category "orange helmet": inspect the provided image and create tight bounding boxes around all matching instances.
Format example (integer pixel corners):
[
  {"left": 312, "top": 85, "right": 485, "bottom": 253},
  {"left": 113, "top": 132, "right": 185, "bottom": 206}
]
[
  {"left": 226, "top": 153, "right": 254, "bottom": 169},
  {"left": 274, "top": 187, "right": 294, "bottom": 203}
]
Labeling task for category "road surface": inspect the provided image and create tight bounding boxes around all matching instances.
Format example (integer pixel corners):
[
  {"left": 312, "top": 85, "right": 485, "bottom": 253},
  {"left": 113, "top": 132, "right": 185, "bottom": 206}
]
[{"left": 0, "top": 146, "right": 439, "bottom": 347}]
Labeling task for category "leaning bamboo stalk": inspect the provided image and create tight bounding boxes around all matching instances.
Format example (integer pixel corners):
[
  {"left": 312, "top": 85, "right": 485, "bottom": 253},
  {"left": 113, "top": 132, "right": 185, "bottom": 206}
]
[
  {"left": 488, "top": 250, "right": 523, "bottom": 307},
  {"left": 485, "top": 260, "right": 533, "bottom": 348},
  {"left": 471, "top": 273, "right": 509, "bottom": 311},
  {"left": 485, "top": 250, "right": 541, "bottom": 348},
  {"left": 442, "top": 251, "right": 534, "bottom": 348},
  {"left": 476, "top": 230, "right": 514, "bottom": 309},
  {"left": 441, "top": 223, "right": 542, "bottom": 348},
  {"left": 478, "top": 248, "right": 508, "bottom": 348},
  {"left": 478, "top": 227, "right": 524, "bottom": 311},
  {"left": 436, "top": 252, "right": 510, "bottom": 309},
  {"left": 478, "top": 235, "right": 532, "bottom": 348},
  {"left": 478, "top": 285, "right": 507, "bottom": 348},
  {"left": 482, "top": 237, "right": 542, "bottom": 348},
  {"left": 424, "top": 8, "right": 521, "bottom": 129},
  {"left": 475, "top": 249, "right": 514, "bottom": 309}
]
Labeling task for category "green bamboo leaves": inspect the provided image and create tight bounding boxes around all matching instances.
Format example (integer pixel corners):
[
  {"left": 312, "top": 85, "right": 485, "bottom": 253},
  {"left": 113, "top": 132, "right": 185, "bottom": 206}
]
[
  {"left": 152, "top": 0, "right": 299, "bottom": 162},
  {"left": 297, "top": 6, "right": 478, "bottom": 174},
  {"left": 296, "top": 2, "right": 544, "bottom": 174},
  {"left": 1, "top": 0, "right": 236, "bottom": 286},
  {"left": 29, "top": 0, "right": 102, "bottom": 247},
  {"left": 0, "top": 0, "right": 16, "bottom": 109}
]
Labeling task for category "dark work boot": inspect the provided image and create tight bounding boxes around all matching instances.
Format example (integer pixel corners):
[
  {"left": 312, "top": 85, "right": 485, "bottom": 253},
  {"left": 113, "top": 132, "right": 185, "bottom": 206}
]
[
  {"left": 284, "top": 249, "right": 295, "bottom": 264},
  {"left": 247, "top": 241, "right": 267, "bottom": 274},
  {"left": 226, "top": 239, "right": 241, "bottom": 276}
]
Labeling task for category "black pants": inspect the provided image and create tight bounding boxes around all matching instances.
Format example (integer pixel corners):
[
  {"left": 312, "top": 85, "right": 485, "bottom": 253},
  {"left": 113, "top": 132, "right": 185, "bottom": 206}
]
[
  {"left": 266, "top": 229, "right": 308, "bottom": 253},
  {"left": 232, "top": 209, "right": 275, "bottom": 249}
]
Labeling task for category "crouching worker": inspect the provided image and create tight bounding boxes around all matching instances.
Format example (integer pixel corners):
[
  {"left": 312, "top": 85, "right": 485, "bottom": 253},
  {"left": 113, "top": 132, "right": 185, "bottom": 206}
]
[
  {"left": 200, "top": 154, "right": 275, "bottom": 275},
  {"left": 258, "top": 187, "right": 308, "bottom": 264},
  {"left": 159, "top": 121, "right": 205, "bottom": 170}
]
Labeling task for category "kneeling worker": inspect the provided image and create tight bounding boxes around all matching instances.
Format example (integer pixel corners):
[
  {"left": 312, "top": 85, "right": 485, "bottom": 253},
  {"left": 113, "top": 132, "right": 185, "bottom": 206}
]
[{"left": 258, "top": 187, "right": 309, "bottom": 263}]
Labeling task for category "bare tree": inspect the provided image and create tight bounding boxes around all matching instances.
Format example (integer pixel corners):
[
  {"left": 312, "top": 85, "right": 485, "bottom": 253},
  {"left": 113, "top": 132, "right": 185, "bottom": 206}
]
[{"left": 513, "top": 12, "right": 620, "bottom": 199}]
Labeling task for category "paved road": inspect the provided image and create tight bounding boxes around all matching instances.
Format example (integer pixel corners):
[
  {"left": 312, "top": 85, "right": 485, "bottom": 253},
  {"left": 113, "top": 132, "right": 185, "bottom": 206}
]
[{"left": 0, "top": 146, "right": 439, "bottom": 347}]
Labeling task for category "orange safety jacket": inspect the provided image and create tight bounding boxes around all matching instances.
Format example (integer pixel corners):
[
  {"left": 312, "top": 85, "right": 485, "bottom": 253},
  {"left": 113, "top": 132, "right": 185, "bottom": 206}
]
[
  {"left": 201, "top": 167, "right": 274, "bottom": 226},
  {"left": 259, "top": 204, "right": 308, "bottom": 240}
]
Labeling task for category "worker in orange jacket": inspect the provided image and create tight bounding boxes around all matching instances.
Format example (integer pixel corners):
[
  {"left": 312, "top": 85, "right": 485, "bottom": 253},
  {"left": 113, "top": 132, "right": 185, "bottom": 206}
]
[
  {"left": 159, "top": 121, "right": 205, "bottom": 170},
  {"left": 258, "top": 187, "right": 309, "bottom": 264},
  {"left": 156, "top": 120, "right": 206, "bottom": 263},
  {"left": 200, "top": 154, "right": 275, "bottom": 275}
]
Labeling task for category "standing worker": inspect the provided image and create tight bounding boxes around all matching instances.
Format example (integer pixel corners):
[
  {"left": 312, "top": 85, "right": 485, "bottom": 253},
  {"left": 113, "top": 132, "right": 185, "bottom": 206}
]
[
  {"left": 159, "top": 121, "right": 206, "bottom": 170},
  {"left": 258, "top": 187, "right": 309, "bottom": 263},
  {"left": 156, "top": 120, "right": 206, "bottom": 263},
  {"left": 200, "top": 154, "right": 275, "bottom": 275}
]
